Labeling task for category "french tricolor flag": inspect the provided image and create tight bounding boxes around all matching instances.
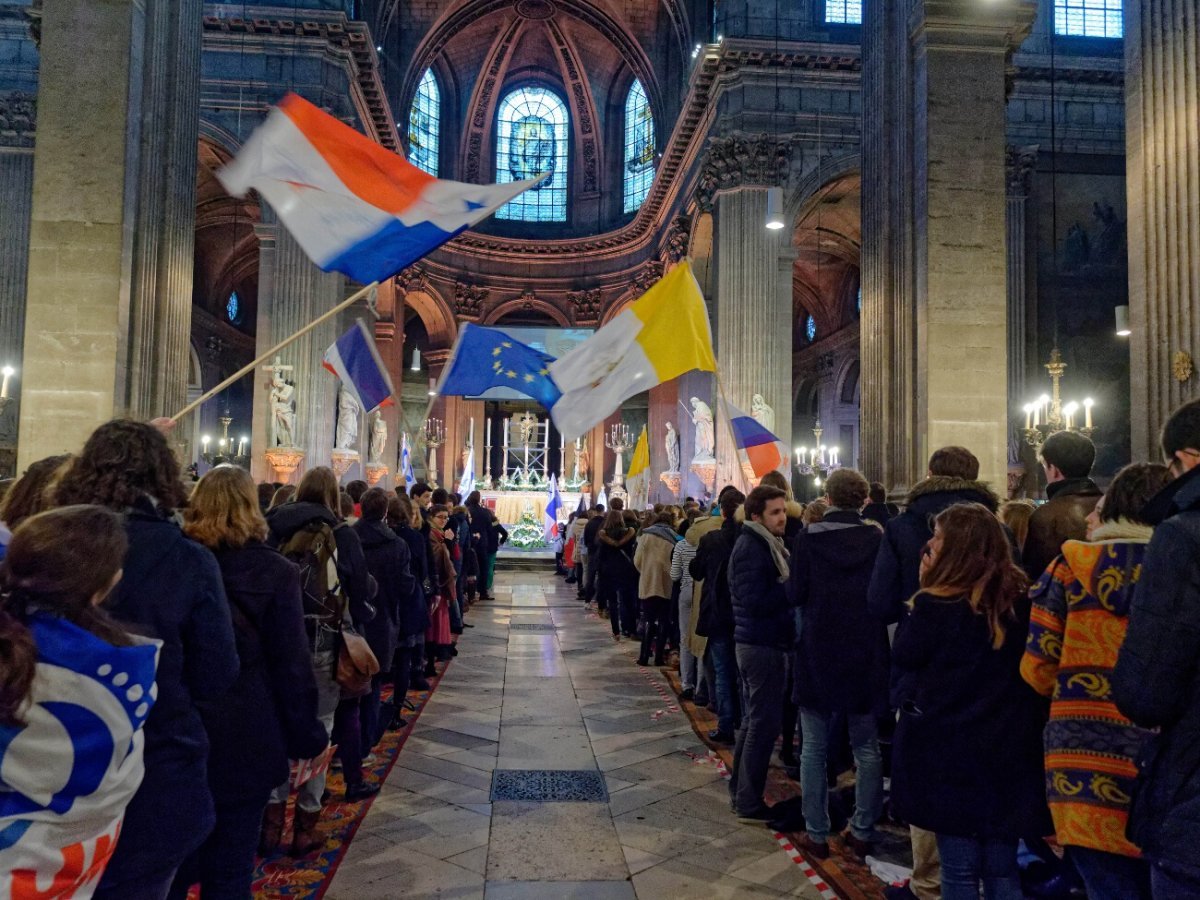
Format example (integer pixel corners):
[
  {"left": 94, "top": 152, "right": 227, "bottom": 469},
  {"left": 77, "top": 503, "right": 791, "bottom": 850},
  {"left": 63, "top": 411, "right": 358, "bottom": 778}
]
[
  {"left": 218, "top": 93, "right": 542, "bottom": 284},
  {"left": 724, "top": 398, "right": 787, "bottom": 480},
  {"left": 323, "top": 320, "right": 395, "bottom": 413}
]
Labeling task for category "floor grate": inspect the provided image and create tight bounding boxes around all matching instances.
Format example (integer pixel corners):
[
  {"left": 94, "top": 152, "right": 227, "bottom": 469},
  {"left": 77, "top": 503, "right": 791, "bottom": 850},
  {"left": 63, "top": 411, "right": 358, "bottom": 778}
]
[
  {"left": 509, "top": 623, "right": 557, "bottom": 631},
  {"left": 490, "top": 769, "right": 609, "bottom": 802}
]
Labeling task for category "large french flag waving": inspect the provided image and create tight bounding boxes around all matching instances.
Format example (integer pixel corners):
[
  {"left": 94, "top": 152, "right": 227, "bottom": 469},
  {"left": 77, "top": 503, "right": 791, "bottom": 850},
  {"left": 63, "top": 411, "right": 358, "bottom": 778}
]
[
  {"left": 724, "top": 398, "right": 787, "bottom": 480},
  {"left": 323, "top": 321, "right": 396, "bottom": 413},
  {"left": 218, "top": 93, "right": 542, "bottom": 284}
]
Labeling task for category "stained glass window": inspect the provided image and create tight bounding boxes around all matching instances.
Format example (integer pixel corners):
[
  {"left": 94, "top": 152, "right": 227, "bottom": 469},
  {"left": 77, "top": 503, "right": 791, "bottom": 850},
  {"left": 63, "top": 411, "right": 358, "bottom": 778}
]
[
  {"left": 856, "top": 286, "right": 862, "bottom": 316},
  {"left": 495, "top": 86, "right": 569, "bottom": 222},
  {"left": 806, "top": 314, "right": 817, "bottom": 342},
  {"left": 623, "top": 79, "right": 655, "bottom": 214},
  {"left": 409, "top": 69, "right": 440, "bottom": 176},
  {"left": 226, "top": 291, "right": 240, "bottom": 323},
  {"left": 825, "top": 0, "right": 862, "bottom": 25},
  {"left": 1054, "top": 0, "right": 1122, "bottom": 37}
]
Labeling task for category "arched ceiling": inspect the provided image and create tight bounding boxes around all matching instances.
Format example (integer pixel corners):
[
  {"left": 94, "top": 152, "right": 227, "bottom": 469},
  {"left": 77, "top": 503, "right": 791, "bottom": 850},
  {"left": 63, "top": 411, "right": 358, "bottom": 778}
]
[
  {"left": 792, "top": 173, "right": 861, "bottom": 340},
  {"left": 195, "top": 139, "right": 260, "bottom": 327}
]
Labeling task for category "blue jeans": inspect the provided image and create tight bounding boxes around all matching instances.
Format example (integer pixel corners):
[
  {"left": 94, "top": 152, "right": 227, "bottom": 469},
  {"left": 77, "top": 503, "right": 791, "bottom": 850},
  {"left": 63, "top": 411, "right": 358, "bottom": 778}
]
[
  {"left": 798, "top": 708, "right": 883, "bottom": 843},
  {"left": 936, "top": 834, "right": 1022, "bottom": 900},
  {"left": 707, "top": 635, "right": 740, "bottom": 734},
  {"left": 1067, "top": 846, "right": 1150, "bottom": 900},
  {"left": 166, "top": 797, "right": 269, "bottom": 900}
]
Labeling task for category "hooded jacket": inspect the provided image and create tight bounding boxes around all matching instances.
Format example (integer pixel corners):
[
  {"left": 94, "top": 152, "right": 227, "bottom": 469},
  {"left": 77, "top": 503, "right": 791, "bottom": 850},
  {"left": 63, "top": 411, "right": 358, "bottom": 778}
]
[
  {"left": 790, "top": 510, "right": 888, "bottom": 715},
  {"left": 1024, "top": 477, "right": 1103, "bottom": 580},
  {"left": 1113, "top": 465, "right": 1200, "bottom": 870},
  {"left": 352, "top": 518, "right": 417, "bottom": 664},
  {"left": 634, "top": 522, "right": 680, "bottom": 599}
]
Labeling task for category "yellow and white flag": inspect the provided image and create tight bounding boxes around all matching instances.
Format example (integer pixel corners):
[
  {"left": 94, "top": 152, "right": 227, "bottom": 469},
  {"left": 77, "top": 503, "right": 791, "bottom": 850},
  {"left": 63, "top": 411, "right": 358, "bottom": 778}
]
[
  {"left": 625, "top": 426, "right": 651, "bottom": 509},
  {"left": 549, "top": 261, "right": 716, "bottom": 441}
]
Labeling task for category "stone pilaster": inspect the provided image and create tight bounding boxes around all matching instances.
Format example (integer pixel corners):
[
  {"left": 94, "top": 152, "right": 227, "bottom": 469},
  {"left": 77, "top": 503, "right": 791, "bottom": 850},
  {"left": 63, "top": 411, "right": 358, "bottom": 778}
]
[
  {"left": 1126, "top": 0, "right": 1200, "bottom": 457},
  {"left": 250, "top": 218, "right": 277, "bottom": 483},
  {"left": 713, "top": 187, "right": 792, "bottom": 489},
  {"left": 862, "top": 0, "right": 1034, "bottom": 491},
  {"left": 1006, "top": 145, "right": 1037, "bottom": 415},
  {"left": 0, "top": 151, "right": 33, "bottom": 462}
]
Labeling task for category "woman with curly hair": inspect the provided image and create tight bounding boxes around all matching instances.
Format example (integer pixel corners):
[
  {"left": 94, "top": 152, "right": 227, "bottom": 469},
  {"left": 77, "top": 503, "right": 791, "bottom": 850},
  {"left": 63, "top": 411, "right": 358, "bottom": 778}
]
[
  {"left": 56, "top": 419, "right": 239, "bottom": 900},
  {"left": 0, "top": 453, "right": 72, "bottom": 561},
  {"left": 890, "top": 502, "right": 1050, "bottom": 900}
]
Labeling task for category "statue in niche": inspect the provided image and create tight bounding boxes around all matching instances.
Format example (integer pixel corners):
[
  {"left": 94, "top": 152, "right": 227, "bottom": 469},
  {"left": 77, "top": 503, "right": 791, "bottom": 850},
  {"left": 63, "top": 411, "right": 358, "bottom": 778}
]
[
  {"left": 518, "top": 410, "right": 537, "bottom": 446},
  {"left": 1062, "top": 222, "right": 1090, "bottom": 272},
  {"left": 1092, "top": 201, "right": 1126, "bottom": 266},
  {"left": 335, "top": 385, "right": 361, "bottom": 451},
  {"left": 268, "top": 367, "right": 297, "bottom": 448},
  {"left": 751, "top": 394, "right": 776, "bottom": 433},
  {"left": 664, "top": 421, "right": 680, "bottom": 474},
  {"left": 576, "top": 437, "right": 591, "bottom": 479},
  {"left": 368, "top": 413, "right": 387, "bottom": 465},
  {"left": 687, "top": 398, "right": 715, "bottom": 462}
]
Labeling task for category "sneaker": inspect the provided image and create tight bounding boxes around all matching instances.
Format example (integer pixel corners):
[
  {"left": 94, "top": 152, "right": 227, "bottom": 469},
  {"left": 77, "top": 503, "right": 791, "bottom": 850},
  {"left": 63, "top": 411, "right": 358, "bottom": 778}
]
[{"left": 794, "top": 833, "right": 830, "bottom": 860}]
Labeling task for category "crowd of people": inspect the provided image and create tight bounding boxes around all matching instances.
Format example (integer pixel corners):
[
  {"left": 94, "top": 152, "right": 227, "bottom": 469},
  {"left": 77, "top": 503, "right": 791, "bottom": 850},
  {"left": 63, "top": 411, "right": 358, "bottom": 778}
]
[
  {"left": 0, "top": 418, "right": 506, "bottom": 899},
  {"left": 561, "top": 400, "right": 1200, "bottom": 900}
]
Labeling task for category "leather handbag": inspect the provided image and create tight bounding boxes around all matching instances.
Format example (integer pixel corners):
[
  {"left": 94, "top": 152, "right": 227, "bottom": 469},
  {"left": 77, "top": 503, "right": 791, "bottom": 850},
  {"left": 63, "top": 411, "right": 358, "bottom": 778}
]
[{"left": 336, "top": 626, "right": 380, "bottom": 698}]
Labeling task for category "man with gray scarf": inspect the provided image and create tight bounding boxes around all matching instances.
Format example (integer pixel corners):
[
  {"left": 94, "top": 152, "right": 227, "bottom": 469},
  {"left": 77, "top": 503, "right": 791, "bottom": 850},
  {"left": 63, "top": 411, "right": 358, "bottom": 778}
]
[{"left": 726, "top": 484, "right": 793, "bottom": 821}]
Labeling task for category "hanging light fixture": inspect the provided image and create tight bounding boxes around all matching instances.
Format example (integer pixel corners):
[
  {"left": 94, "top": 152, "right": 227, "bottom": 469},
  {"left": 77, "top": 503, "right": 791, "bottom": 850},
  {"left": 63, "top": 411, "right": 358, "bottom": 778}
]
[
  {"left": 765, "top": 187, "right": 785, "bottom": 230},
  {"left": 1115, "top": 305, "right": 1131, "bottom": 337}
]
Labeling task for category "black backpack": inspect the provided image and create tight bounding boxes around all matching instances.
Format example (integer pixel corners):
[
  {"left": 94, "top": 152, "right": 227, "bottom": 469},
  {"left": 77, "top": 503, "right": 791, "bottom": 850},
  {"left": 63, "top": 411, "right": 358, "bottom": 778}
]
[{"left": 278, "top": 520, "right": 346, "bottom": 636}]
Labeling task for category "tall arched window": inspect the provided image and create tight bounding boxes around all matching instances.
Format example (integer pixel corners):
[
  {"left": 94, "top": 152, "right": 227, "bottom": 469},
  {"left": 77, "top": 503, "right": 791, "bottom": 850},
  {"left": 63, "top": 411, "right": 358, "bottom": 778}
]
[
  {"left": 805, "top": 314, "right": 817, "bottom": 342},
  {"left": 409, "top": 69, "right": 440, "bottom": 176},
  {"left": 1054, "top": 0, "right": 1122, "bottom": 37},
  {"left": 495, "top": 86, "right": 569, "bottom": 222},
  {"left": 623, "top": 79, "right": 655, "bottom": 213}
]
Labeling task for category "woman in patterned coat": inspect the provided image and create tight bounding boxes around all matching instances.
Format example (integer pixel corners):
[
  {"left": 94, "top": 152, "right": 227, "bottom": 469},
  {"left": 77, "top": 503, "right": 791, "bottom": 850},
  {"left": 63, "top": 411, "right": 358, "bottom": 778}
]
[{"left": 1020, "top": 462, "right": 1172, "bottom": 900}]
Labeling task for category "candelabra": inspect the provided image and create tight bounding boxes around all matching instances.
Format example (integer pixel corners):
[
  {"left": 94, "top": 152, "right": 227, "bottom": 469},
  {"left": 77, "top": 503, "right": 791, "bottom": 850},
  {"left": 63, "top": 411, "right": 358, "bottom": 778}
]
[
  {"left": 425, "top": 417, "right": 446, "bottom": 486},
  {"left": 201, "top": 416, "right": 250, "bottom": 468},
  {"left": 605, "top": 422, "right": 633, "bottom": 499},
  {"left": 1021, "top": 349, "right": 1095, "bottom": 450},
  {"left": 794, "top": 419, "right": 840, "bottom": 486}
]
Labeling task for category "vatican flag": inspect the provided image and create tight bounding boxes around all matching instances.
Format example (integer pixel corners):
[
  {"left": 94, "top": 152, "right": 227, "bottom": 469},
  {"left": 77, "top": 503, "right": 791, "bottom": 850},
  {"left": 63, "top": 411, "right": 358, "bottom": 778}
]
[
  {"left": 625, "top": 426, "right": 651, "bottom": 509},
  {"left": 549, "top": 261, "right": 716, "bottom": 441}
]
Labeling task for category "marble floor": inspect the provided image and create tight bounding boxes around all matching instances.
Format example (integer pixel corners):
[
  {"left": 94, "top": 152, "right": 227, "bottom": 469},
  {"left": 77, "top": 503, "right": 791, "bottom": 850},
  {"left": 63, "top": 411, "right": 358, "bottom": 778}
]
[{"left": 326, "top": 569, "right": 825, "bottom": 899}]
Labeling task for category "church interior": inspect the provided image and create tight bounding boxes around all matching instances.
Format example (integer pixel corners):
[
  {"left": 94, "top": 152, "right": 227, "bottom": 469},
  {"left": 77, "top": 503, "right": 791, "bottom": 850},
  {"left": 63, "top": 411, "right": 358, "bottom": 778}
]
[{"left": 0, "top": 0, "right": 1197, "bottom": 897}]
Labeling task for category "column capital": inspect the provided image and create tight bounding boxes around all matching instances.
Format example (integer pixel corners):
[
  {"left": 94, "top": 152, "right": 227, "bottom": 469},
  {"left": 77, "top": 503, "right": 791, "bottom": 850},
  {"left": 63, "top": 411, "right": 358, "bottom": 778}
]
[{"left": 910, "top": 0, "right": 1036, "bottom": 52}]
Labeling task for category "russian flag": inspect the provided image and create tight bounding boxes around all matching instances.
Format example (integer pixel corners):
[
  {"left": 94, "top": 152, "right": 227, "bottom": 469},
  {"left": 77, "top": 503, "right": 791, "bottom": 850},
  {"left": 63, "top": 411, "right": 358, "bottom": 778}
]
[
  {"left": 218, "top": 93, "right": 542, "bottom": 284},
  {"left": 323, "top": 320, "right": 395, "bottom": 413},
  {"left": 724, "top": 398, "right": 787, "bottom": 480}
]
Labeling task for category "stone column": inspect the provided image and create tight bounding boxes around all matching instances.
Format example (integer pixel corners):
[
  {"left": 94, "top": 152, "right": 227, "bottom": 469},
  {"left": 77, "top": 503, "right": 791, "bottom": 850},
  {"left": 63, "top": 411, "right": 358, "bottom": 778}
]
[
  {"left": 1126, "top": 0, "right": 1200, "bottom": 458},
  {"left": 0, "top": 151, "right": 34, "bottom": 465},
  {"left": 861, "top": 0, "right": 1034, "bottom": 491},
  {"left": 17, "top": 0, "right": 202, "bottom": 469},
  {"left": 249, "top": 217, "right": 277, "bottom": 483},
  {"left": 713, "top": 187, "right": 792, "bottom": 489},
  {"left": 1005, "top": 146, "right": 1037, "bottom": 417}
]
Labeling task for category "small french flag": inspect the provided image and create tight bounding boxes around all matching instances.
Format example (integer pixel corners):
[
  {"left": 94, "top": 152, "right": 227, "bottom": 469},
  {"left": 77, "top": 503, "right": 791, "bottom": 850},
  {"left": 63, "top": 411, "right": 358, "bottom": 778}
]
[
  {"left": 323, "top": 320, "right": 396, "bottom": 413},
  {"left": 724, "top": 398, "right": 787, "bottom": 480}
]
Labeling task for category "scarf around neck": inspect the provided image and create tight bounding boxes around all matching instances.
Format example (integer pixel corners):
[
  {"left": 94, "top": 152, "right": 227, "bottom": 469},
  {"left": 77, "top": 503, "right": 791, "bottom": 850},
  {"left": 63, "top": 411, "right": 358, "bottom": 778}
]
[{"left": 743, "top": 520, "right": 790, "bottom": 582}]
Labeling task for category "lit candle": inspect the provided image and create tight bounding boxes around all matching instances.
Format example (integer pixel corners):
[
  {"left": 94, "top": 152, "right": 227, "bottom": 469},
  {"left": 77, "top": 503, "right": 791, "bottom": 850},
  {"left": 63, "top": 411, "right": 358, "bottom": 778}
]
[
  {"left": 1023, "top": 404, "right": 1032, "bottom": 431},
  {"left": 1084, "top": 398, "right": 1094, "bottom": 429},
  {"left": 810, "top": 447, "right": 816, "bottom": 466},
  {"left": 795, "top": 447, "right": 804, "bottom": 467},
  {"left": 0, "top": 366, "right": 12, "bottom": 399},
  {"left": 1032, "top": 404, "right": 1039, "bottom": 428},
  {"left": 202, "top": 435, "right": 211, "bottom": 449},
  {"left": 831, "top": 447, "right": 839, "bottom": 467}
]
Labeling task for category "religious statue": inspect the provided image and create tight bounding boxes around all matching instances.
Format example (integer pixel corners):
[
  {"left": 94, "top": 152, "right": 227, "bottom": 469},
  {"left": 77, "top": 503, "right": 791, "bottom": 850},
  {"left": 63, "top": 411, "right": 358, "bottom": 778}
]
[
  {"left": 664, "top": 421, "right": 680, "bottom": 473},
  {"left": 687, "top": 397, "right": 715, "bottom": 461},
  {"left": 751, "top": 394, "right": 776, "bottom": 433},
  {"left": 576, "top": 437, "right": 591, "bottom": 479},
  {"left": 518, "top": 410, "right": 537, "bottom": 446},
  {"left": 335, "top": 385, "right": 361, "bottom": 451},
  {"left": 268, "top": 368, "right": 297, "bottom": 448},
  {"left": 368, "top": 413, "right": 387, "bottom": 465}
]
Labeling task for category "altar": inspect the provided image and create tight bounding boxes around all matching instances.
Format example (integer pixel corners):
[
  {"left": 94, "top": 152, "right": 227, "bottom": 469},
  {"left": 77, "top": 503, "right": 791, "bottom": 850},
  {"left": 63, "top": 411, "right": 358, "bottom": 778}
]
[{"left": 482, "top": 489, "right": 585, "bottom": 526}]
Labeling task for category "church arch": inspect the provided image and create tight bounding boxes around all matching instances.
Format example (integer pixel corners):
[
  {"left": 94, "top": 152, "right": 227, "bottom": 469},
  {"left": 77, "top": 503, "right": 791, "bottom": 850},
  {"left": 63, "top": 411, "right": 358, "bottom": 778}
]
[
  {"left": 485, "top": 296, "right": 571, "bottom": 326},
  {"left": 404, "top": 287, "right": 457, "bottom": 351}
]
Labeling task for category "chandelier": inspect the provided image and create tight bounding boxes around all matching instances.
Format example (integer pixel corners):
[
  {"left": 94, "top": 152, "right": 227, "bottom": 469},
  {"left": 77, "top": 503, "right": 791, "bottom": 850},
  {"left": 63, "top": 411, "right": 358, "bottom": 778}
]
[
  {"left": 201, "top": 416, "right": 250, "bottom": 467},
  {"left": 795, "top": 419, "right": 841, "bottom": 485},
  {"left": 1021, "top": 349, "right": 1095, "bottom": 450}
]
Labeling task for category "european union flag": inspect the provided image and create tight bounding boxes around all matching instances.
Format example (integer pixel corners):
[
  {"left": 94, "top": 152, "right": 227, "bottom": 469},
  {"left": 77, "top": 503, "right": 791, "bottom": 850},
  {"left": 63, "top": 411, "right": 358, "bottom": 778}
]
[{"left": 435, "top": 323, "right": 563, "bottom": 410}]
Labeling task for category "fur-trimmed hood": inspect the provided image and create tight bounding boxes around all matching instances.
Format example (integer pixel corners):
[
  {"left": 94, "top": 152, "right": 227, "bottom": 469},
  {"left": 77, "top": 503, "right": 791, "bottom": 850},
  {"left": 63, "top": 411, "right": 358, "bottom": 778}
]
[{"left": 905, "top": 476, "right": 1000, "bottom": 512}]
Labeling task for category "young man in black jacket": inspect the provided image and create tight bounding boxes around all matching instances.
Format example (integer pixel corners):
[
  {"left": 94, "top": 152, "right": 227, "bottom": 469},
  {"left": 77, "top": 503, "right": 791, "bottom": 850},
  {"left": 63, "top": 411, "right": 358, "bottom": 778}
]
[
  {"left": 726, "top": 485, "right": 793, "bottom": 822},
  {"left": 1114, "top": 399, "right": 1200, "bottom": 898}
]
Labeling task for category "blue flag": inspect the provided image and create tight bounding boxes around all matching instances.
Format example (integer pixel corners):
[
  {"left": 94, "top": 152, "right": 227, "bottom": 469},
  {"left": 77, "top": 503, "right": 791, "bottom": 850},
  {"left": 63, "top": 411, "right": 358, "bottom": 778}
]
[
  {"left": 435, "top": 323, "right": 562, "bottom": 410},
  {"left": 400, "top": 433, "right": 416, "bottom": 491}
]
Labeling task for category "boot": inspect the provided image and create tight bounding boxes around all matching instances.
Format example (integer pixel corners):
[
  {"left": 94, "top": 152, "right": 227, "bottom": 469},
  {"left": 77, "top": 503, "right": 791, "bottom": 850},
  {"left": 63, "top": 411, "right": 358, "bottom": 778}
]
[
  {"left": 290, "top": 807, "right": 324, "bottom": 857},
  {"left": 258, "top": 802, "right": 286, "bottom": 855}
]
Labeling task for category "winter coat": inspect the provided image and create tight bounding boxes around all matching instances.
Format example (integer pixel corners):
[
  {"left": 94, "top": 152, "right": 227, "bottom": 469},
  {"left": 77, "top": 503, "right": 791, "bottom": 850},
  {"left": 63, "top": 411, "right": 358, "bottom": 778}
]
[
  {"left": 1020, "top": 524, "right": 1155, "bottom": 857},
  {"left": 596, "top": 527, "right": 639, "bottom": 582},
  {"left": 691, "top": 517, "right": 740, "bottom": 639},
  {"left": 862, "top": 501, "right": 900, "bottom": 527},
  {"left": 1112, "top": 465, "right": 1200, "bottom": 870},
  {"left": 353, "top": 518, "right": 417, "bottom": 665},
  {"left": 394, "top": 523, "right": 431, "bottom": 636},
  {"left": 202, "top": 542, "right": 328, "bottom": 805},
  {"left": 867, "top": 476, "right": 1000, "bottom": 707},
  {"left": 265, "top": 501, "right": 376, "bottom": 628},
  {"left": 583, "top": 514, "right": 606, "bottom": 554},
  {"left": 98, "top": 502, "right": 239, "bottom": 886},
  {"left": 429, "top": 527, "right": 457, "bottom": 602},
  {"left": 634, "top": 523, "right": 679, "bottom": 599},
  {"left": 1024, "top": 477, "right": 1104, "bottom": 580},
  {"left": 890, "top": 590, "right": 1050, "bottom": 840},
  {"left": 728, "top": 526, "right": 794, "bottom": 651},
  {"left": 789, "top": 510, "right": 889, "bottom": 715}
]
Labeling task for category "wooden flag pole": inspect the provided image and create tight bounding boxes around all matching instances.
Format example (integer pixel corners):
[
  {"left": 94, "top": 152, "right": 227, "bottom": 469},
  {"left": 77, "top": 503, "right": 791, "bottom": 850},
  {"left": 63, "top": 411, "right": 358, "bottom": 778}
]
[{"left": 169, "top": 281, "right": 380, "bottom": 422}]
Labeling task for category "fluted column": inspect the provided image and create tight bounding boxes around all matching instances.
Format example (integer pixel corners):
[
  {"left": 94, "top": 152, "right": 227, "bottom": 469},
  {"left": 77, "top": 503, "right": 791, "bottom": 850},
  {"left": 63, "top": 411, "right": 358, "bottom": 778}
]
[
  {"left": 0, "top": 151, "right": 33, "bottom": 459},
  {"left": 250, "top": 217, "right": 278, "bottom": 483},
  {"left": 1006, "top": 146, "right": 1036, "bottom": 416},
  {"left": 1126, "top": 0, "right": 1200, "bottom": 457},
  {"left": 713, "top": 187, "right": 792, "bottom": 488}
]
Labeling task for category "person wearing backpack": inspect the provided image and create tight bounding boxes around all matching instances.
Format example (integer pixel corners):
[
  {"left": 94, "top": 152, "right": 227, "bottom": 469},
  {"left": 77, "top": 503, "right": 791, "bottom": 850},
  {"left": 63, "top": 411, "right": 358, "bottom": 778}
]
[
  {"left": 172, "top": 466, "right": 327, "bottom": 896},
  {"left": 265, "top": 466, "right": 375, "bottom": 854}
]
